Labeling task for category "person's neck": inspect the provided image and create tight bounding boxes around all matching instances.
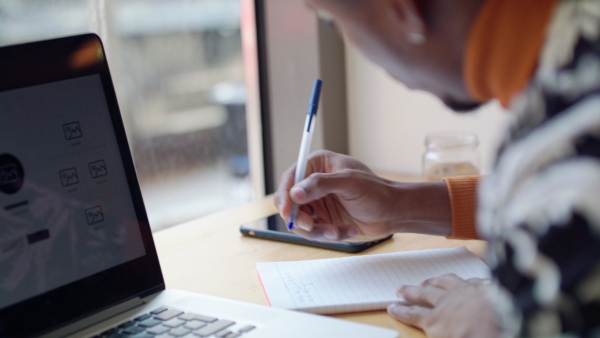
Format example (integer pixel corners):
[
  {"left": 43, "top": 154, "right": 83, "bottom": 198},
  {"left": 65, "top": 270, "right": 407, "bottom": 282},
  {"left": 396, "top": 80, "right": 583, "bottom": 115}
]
[{"left": 464, "top": 0, "right": 560, "bottom": 108}]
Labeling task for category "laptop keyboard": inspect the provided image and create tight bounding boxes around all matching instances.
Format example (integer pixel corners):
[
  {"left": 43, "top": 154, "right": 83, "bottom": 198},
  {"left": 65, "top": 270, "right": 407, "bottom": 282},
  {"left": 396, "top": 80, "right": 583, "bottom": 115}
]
[{"left": 93, "top": 306, "right": 256, "bottom": 338}]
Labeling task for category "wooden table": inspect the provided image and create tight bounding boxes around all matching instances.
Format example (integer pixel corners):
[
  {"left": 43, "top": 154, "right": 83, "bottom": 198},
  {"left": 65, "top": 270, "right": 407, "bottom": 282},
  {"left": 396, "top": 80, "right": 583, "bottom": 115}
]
[{"left": 153, "top": 192, "right": 486, "bottom": 337}]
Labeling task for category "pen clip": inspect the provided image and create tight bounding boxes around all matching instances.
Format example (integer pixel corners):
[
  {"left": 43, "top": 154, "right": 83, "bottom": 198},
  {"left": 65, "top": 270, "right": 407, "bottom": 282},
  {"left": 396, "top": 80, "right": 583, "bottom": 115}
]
[{"left": 306, "top": 79, "right": 322, "bottom": 132}]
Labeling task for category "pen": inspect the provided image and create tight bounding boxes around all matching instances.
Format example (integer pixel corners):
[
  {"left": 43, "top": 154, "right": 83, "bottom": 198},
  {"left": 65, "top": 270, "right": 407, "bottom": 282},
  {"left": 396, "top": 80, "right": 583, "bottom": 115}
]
[{"left": 288, "top": 79, "right": 323, "bottom": 230}]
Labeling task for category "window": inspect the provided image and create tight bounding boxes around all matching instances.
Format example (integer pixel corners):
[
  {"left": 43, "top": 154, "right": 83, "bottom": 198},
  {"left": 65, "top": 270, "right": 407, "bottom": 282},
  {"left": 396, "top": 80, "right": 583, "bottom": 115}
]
[{"left": 0, "top": 0, "right": 261, "bottom": 231}]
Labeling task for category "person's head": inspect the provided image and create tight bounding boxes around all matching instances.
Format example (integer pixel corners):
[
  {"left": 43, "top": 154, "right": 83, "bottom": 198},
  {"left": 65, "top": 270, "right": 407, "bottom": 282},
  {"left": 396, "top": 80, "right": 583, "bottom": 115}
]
[{"left": 306, "top": 0, "right": 487, "bottom": 112}]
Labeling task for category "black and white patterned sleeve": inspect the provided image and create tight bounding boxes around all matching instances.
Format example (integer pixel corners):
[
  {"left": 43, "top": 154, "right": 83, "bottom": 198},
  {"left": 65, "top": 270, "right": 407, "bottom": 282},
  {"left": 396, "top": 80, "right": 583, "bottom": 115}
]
[{"left": 489, "top": 132, "right": 600, "bottom": 336}]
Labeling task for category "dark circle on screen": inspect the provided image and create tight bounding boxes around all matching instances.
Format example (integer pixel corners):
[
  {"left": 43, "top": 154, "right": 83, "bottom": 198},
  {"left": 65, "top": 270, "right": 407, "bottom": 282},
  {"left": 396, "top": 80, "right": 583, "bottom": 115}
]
[{"left": 0, "top": 154, "right": 25, "bottom": 194}]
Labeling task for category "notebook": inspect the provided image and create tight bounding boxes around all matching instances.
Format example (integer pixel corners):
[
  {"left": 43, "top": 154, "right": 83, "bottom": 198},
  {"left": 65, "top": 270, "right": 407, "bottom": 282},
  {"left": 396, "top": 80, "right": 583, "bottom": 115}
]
[
  {"left": 257, "top": 246, "right": 491, "bottom": 314},
  {"left": 0, "top": 34, "right": 397, "bottom": 338}
]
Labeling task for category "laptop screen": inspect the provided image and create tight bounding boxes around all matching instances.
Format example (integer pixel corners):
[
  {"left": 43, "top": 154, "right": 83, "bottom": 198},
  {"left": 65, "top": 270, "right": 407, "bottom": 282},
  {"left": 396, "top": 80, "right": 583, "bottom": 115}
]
[
  {"left": 0, "top": 74, "right": 146, "bottom": 309},
  {"left": 0, "top": 35, "right": 163, "bottom": 337}
]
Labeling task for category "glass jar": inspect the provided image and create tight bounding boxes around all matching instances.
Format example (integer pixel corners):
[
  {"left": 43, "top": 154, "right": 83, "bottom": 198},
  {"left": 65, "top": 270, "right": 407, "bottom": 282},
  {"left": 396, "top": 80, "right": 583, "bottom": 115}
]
[{"left": 422, "top": 131, "right": 480, "bottom": 181}]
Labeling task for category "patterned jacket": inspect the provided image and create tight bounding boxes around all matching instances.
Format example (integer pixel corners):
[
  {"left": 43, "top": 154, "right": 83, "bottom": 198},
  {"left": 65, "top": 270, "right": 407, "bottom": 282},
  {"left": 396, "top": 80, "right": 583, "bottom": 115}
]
[{"left": 479, "top": 1, "right": 600, "bottom": 336}]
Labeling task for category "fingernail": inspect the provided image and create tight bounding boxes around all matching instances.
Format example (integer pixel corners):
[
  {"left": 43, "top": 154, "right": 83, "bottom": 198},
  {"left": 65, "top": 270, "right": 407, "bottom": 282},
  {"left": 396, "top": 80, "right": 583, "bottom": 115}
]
[
  {"left": 290, "top": 186, "right": 307, "bottom": 202},
  {"left": 323, "top": 228, "right": 337, "bottom": 240},
  {"left": 347, "top": 228, "right": 358, "bottom": 238},
  {"left": 296, "top": 222, "right": 310, "bottom": 231},
  {"left": 387, "top": 304, "right": 400, "bottom": 314},
  {"left": 395, "top": 286, "right": 406, "bottom": 297}
]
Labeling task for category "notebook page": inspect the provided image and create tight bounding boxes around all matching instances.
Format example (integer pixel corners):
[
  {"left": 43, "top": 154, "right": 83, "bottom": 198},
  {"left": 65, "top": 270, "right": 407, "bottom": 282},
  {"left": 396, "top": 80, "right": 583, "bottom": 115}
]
[{"left": 257, "top": 246, "right": 490, "bottom": 314}]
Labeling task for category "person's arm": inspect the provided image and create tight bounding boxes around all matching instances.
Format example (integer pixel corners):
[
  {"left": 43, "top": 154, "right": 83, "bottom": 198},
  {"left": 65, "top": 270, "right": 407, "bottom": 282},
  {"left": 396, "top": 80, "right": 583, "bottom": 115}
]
[
  {"left": 387, "top": 180, "right": 452, "bottom": 236},
  {"left": 275, "top": 150, "right": 481, "bottom": 241},
  {"left": 388, "top": 175, "right": 482, "bottom": 239}
]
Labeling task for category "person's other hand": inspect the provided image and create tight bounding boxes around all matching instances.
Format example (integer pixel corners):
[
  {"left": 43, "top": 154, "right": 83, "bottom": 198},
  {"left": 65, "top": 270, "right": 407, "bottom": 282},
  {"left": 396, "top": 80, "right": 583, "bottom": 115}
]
[
  {"left": 274, "top": 150, "right": 452, "bottom": 242},
  {"left": 387, "top": 274, "right": 498, "bottom": 338}
]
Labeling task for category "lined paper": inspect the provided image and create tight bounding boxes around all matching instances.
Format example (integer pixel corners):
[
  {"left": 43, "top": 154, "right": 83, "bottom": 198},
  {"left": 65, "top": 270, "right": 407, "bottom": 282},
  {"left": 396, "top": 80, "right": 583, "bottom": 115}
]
[{"left": 257, "top": 246, "right": 490, "bottom": 314}]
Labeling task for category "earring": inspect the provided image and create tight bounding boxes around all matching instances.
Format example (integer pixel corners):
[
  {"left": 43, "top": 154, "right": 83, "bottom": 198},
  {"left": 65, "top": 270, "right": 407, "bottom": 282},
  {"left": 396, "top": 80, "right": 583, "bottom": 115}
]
[{"left": 407, "top": 31, "right": 425, "bottom": 45}]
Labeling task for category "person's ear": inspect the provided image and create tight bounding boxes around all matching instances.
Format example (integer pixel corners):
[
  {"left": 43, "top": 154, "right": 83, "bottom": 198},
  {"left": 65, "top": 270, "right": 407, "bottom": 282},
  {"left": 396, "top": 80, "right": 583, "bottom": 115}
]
[{"left": 390, "top": 0, "right": 427, "bottom": 44}]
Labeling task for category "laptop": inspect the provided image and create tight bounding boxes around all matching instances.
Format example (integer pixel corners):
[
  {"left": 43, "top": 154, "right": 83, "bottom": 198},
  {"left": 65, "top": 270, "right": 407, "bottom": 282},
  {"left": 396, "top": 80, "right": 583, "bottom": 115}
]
[{"left": 0, "top": 34, "right": 398, "bottom": 338}]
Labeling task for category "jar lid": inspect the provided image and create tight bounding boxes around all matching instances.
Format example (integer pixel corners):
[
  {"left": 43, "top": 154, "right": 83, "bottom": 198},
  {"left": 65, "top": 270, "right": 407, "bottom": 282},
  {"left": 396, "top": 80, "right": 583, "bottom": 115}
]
[{"left": 425, "top": 131, "right": 479, "bottom": 150}]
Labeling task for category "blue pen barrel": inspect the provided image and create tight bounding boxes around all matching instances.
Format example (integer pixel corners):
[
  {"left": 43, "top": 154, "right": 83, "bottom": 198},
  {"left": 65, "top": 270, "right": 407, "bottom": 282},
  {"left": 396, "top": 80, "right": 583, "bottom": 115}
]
[{"left": 309, "top": 79, "right": 323, "bottom": 113}]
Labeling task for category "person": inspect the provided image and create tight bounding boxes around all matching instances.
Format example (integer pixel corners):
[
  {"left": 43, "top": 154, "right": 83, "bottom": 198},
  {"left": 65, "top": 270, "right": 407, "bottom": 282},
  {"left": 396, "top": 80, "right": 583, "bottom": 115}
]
[{"left": 274, "top": 0, "right": 600, "bottom": 336}]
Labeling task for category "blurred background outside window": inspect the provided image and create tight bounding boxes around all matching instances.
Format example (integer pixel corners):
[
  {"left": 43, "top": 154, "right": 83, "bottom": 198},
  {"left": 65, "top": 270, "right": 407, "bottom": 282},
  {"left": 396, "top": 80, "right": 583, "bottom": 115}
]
[{"left": 0, "top": 0, "right": 257, "bottom": 231}]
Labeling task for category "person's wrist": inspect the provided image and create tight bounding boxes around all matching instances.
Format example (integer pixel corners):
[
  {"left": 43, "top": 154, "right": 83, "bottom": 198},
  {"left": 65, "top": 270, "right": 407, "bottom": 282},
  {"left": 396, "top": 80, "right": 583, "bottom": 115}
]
[{"left": 388, "top": 180, "right": 452, "bottom": 236}]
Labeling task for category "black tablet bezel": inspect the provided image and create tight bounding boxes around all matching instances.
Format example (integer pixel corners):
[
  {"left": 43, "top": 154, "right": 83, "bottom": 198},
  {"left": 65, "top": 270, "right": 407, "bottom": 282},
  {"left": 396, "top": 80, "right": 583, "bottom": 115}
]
[{"left": 0, "top": 34, "right": 164, "bottom": 337}]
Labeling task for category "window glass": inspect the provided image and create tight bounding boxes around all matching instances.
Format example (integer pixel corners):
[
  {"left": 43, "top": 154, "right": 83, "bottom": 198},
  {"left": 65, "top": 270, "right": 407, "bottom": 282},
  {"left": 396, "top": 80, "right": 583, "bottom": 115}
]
[{"left": 0, "top": 0, "right": 254, "bottom": 231}]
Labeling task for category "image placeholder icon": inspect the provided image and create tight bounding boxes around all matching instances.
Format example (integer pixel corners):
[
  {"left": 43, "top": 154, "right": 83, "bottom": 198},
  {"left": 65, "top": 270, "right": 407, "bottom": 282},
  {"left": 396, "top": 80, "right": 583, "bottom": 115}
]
[
  {"left": 59, "top": 168, "right": 79, "bottom": 187},
  {"left": 88, "top": 160, "right": 107, "bottom": 179},
  {"left": 63, "top": 121, "right": 82, "bottom": 140},
  {"left": 85, "top": 206, "right": 104, "bottom": 225}
]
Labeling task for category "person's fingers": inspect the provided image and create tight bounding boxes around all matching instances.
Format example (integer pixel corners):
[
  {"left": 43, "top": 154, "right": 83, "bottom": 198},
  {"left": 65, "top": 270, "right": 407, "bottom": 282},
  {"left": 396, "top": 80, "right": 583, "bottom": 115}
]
[
  {"left": 322, "top": 226, "right": 340, "bottom": 241},
  {"left": 320, "top": 224, "right": 358, "bottom": 241},
  {"left": 274, "top": 164, "right": 298, "bottom": 219},
  {"left": 420, "top": 273, "right": 465, "bottom": 290},
  {"left": 292, "top": 208, "right": 314, "bottom": 232},
  {"left": 290, "top": 223, "right": 359, "bottom": 241},
  {"left": 396, "top": 285, "right": 446, "bottom": 308},
  {"left": 294, "top": 170, "right": 363, "bottom": 204},
  {"left": 387, "top": 303, "right": 430, "bottom": 329},
  {"left": 290, "top": 224, "right": 336, "bottom": 240},
  {"left": 289, "top": 185, "right": 309, "bottom": 204}
]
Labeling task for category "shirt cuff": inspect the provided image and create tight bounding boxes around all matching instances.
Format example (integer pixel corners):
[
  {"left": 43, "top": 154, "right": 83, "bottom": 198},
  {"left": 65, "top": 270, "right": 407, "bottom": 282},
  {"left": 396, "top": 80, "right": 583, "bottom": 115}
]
[{"left": 442, "top": 175, "right": 480, "bottom": 239}]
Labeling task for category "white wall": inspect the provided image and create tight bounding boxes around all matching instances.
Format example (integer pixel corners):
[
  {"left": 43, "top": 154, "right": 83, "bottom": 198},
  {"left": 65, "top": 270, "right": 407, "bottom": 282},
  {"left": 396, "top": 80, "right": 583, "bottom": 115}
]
[
  {"left": 345, "top": 45, "right": 513, "bottom": 176},
  {"left": 260, "top": 1, "right": 349, "bottom": 192}
]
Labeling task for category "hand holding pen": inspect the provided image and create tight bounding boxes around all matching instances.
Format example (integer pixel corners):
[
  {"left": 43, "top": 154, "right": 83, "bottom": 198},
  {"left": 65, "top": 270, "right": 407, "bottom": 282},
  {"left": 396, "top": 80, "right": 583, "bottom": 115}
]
[
  {"left": 288, "top": 79, "right": 323, "bottom": 230},
  {"left": 277, "top": 79, "right": 433, "bottom": 242}
]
